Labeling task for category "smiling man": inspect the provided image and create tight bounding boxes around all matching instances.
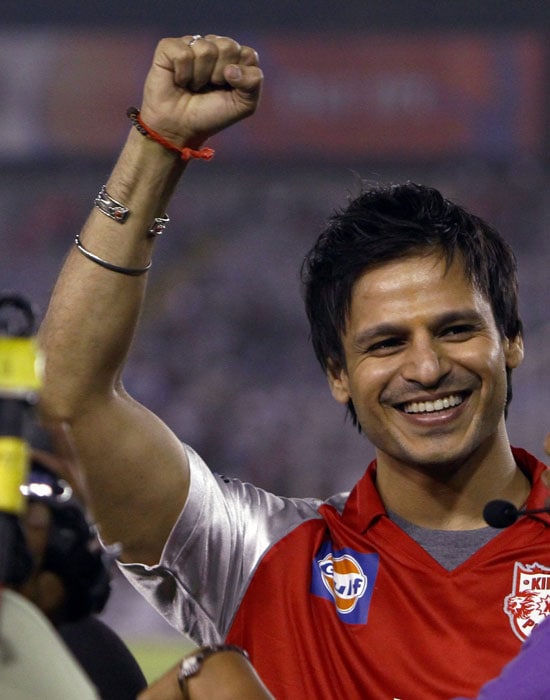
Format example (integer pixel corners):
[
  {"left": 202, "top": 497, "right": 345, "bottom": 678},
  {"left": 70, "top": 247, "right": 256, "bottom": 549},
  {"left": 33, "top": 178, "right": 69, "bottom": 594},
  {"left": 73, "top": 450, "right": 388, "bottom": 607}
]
[
  {"left": 38, "top": 34, "right": 549, "bottom": 700},
  {"left": 318, "top": 205, "right": 528, "bottom": 531}
]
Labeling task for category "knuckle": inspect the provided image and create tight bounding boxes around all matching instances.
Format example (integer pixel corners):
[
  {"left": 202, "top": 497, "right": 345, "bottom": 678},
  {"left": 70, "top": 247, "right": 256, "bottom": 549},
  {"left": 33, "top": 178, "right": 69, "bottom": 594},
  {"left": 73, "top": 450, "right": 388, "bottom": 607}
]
[
  {"left": 154, "top": 37, "right": 172, "bottom": 55},
  {"left": 241, "top": 46, "right": 260, "bottom": 65},
  {"left": 214, "top": 36, "right": 242, "bottom": 53},
  {"left": 192, "top": 40, "right": 218, "bottom": 58}
]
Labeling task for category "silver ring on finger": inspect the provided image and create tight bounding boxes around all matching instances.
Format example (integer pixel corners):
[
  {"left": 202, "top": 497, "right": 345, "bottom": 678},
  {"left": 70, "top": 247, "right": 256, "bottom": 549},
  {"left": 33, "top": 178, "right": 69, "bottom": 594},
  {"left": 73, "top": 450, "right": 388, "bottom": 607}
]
[{"left": 188, "top": 34, "right": 202, "bottom": 46}]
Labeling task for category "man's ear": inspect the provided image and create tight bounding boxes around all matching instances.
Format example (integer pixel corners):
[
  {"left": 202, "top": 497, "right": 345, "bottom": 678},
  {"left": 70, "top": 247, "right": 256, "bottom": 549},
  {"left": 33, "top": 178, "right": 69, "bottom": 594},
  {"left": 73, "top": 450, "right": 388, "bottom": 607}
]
[
  {"left": 326, "top": 359, "right": 351, "bottom": 405},
  {"left": 504, "top": 334, "right": 524, "bottom": 369}
]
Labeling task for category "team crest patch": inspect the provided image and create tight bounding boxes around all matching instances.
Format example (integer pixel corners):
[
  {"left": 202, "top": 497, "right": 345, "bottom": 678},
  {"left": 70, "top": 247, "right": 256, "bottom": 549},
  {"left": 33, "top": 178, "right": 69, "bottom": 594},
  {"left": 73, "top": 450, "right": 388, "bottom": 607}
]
[
  {"left": 310, "top": 541, "right": 379, "bottom": 624},
  {"left": 504, "top": 561, "right": 550, "bottom": 641}
]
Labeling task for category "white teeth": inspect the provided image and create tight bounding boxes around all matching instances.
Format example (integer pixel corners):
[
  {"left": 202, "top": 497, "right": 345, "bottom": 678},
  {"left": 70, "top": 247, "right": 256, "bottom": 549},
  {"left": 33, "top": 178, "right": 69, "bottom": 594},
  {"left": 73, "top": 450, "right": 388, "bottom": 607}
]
[{"left": 403, "top": 394, "right": 463, "bottom": 414}]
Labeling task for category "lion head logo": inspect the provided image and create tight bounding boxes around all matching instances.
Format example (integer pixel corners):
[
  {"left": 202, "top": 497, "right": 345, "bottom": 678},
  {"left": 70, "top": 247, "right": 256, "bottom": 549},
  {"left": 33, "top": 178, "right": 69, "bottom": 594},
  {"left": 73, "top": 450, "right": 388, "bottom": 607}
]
[{"left": 504, "top": 562, "right": 550, "bottom": 641}]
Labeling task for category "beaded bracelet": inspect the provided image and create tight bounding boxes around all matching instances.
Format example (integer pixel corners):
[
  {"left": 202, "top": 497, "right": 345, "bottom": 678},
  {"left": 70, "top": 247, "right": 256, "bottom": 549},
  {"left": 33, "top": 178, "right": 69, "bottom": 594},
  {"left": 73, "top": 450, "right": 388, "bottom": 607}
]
[
  {"left": 75, "top": 234, "right": 152, "bottom": 276},
  {"left": 127, "top": 107, "right": 215, "bottom": 162}
]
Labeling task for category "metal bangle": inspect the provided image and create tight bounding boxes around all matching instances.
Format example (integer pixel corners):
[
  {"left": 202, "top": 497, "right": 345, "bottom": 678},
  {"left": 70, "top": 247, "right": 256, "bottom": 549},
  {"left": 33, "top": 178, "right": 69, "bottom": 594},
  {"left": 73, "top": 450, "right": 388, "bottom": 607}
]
[
  {"left": 95, "top": 184, "right": 169, "bottom": 237},
  {"left": 74, "top": 234, "right": 152, "bottom": 276},
  {"left": 147, "top": 213, "right": 170, "bottom": 237}
]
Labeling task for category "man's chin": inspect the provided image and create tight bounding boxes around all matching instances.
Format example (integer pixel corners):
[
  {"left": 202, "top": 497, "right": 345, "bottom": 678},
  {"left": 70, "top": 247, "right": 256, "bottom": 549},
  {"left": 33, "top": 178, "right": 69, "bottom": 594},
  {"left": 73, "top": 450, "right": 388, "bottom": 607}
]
[{"left": 380, "top": 444, "right": 473, "bottom": 476}]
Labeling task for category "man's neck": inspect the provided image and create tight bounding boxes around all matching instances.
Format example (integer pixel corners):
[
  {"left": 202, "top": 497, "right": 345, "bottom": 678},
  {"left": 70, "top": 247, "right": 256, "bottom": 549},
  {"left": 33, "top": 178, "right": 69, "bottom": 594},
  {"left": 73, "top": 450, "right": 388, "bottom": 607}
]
[{"left": 374, "top": 440, "right": 531, "bottom": 530}]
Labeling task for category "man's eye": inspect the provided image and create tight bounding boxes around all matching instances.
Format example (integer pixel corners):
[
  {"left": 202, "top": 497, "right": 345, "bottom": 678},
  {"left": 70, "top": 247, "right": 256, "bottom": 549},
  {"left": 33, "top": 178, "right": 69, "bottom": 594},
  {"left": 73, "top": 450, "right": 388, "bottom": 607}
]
[
  {"left": 367, "top": 338, "right": 403, "bottom": 354},
  {"left": 443, "top": 325, "right": 475, "bottom": 337}
]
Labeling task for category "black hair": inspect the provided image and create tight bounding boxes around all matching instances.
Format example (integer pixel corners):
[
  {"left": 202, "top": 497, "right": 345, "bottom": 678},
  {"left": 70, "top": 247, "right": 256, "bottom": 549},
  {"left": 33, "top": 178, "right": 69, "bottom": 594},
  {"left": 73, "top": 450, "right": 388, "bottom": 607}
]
[{"left": 301, "top": 182, "right": 522, "bottom": 426}]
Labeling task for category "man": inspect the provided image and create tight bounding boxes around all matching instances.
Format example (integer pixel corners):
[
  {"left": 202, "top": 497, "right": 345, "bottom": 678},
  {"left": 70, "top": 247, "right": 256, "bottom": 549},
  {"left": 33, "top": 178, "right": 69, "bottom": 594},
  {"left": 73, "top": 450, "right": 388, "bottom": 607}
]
[{"left": 38, "top": 34, "right": 549, "bottom": 699}]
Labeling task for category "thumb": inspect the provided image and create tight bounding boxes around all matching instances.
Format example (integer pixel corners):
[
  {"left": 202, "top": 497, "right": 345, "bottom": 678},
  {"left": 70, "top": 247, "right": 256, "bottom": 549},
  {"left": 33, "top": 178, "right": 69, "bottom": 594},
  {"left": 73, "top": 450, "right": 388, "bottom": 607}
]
[{"left": 224, "top": 64, "right": 243, "bottom": 82}]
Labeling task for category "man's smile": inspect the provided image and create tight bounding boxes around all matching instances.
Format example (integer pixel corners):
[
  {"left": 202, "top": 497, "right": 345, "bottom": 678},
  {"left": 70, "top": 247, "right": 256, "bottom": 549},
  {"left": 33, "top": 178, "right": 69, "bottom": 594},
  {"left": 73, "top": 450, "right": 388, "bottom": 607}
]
[{"left": 401, "top": 393, "right": 465, "bottom": 415}]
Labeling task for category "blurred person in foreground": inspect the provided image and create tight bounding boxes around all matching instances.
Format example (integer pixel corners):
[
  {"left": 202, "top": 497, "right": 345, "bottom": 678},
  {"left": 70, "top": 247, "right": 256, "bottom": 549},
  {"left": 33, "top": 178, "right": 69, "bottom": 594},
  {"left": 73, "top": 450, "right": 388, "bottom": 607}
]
[
  {"left": 17, "top": 425, "right": 147, "bottom": 699},
  {"left": 37, "top": 32, "right": 549, "bottom": 699},
  {"left": 0, "top": 588, "right": 99, "bottom": 700}
]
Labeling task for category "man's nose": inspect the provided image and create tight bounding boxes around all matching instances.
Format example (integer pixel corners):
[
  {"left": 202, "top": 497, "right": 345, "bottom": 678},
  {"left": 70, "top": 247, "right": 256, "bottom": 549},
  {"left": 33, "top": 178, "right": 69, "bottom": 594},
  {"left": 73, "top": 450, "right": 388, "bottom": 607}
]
[{"left": 400, "top": 337, "right": 450, "bottom": 387}]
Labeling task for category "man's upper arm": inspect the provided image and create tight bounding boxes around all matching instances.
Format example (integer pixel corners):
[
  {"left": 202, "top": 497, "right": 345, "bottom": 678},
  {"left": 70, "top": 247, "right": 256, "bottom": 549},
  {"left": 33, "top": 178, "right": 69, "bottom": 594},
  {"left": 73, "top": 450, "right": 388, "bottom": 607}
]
[
  {"left": 119, "top": 450, "right": 325, "bottom": 642},
  {"left": 64, "top": 388, "right": 190, "bottom": 566}
]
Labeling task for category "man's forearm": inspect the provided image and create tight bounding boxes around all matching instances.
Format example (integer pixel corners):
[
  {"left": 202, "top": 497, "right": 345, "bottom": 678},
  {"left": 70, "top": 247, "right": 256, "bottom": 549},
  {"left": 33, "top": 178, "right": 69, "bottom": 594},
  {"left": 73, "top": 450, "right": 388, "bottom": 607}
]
[{"left": 39, "top": 129, "right": 186, "bottom": 419}]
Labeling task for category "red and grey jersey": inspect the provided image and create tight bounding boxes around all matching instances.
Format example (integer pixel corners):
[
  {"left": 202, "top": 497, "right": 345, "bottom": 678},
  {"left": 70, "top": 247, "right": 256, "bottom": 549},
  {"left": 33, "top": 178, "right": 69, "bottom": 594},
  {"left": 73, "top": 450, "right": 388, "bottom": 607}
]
[{"left": 121, "top": 445, "right": 550, "bottom": 700}]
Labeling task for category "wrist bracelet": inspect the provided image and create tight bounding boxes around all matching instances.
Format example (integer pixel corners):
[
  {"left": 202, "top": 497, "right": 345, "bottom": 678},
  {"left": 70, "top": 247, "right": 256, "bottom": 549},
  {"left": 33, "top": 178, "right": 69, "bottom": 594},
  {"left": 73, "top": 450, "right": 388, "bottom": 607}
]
[
  {"left": 127, "top": 107, "right": 215, "bottom": 162},
  {"left": 94, "top": 185, "right": 130, "bottom": 223},
  {"left": 178, "top": 644, "right": 249, "bottom": 698},
  {"left": 148, "top": 213, "right": 170, "bottom": 237},
  {"left": 94, "top": 185, "right": 169, "bottom": 237},
  {"left": 74, "top": 234, "right": 152, "bottom": 276}
]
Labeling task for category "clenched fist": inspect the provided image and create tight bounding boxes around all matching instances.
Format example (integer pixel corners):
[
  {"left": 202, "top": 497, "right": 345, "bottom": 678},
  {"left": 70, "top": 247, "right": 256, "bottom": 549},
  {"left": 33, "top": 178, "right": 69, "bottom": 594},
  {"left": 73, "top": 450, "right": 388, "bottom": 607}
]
[{"left": 139, "top": 34, "right": 263, "bottom": 149}]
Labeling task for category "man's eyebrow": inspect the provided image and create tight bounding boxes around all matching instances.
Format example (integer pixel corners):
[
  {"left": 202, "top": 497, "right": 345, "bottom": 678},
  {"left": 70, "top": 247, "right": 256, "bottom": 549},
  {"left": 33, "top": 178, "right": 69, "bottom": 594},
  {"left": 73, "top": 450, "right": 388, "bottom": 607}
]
[
  {"left": 352, "top": 323, "right": 407, "bottom": 347},
  {"left": 431, "top": 309, "right": 486, "bottom": 328},
  {"left": 351, "top": 309, "right": 485, "bottom": 347}
]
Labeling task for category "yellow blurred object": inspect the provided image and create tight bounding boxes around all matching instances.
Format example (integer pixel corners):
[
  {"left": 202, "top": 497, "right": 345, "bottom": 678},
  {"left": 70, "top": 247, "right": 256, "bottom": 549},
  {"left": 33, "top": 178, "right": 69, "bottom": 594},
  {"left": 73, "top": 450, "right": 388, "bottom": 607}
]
[
  {"left": 0, "top": 337, "right": 43, "bottom": 397},
  {"left": 0, "top": 436, "right": 29, "bottom": 513}
]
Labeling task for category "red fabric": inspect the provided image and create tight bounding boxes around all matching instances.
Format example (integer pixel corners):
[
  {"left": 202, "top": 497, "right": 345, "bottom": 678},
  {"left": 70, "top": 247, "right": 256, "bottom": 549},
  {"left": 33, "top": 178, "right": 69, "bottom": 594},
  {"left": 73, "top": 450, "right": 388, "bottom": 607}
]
[{"left": 227, "top": 449, "right": 550, "bottom": 700}]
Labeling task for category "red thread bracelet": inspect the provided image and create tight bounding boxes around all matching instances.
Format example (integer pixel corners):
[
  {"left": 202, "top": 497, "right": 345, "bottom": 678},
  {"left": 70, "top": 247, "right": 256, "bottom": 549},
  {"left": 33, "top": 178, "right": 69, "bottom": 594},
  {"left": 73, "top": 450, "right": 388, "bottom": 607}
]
[{"left": 126, "top": 107, "right": 215, "bottom": 162}]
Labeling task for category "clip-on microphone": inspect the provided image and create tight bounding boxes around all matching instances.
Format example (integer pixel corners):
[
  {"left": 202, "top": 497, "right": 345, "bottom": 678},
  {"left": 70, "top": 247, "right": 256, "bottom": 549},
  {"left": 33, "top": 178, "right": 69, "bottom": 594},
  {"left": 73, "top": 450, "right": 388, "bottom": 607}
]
[{"left": 483, "top": 499, "right": 550, "bottom": 529}]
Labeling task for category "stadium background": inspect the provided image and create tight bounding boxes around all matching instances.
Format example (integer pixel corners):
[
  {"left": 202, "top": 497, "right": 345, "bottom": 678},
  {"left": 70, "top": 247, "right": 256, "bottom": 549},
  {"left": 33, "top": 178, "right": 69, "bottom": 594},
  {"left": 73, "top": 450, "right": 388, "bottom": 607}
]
[{"left": 3, "top": 0, "right": 550, "bottom": 682}]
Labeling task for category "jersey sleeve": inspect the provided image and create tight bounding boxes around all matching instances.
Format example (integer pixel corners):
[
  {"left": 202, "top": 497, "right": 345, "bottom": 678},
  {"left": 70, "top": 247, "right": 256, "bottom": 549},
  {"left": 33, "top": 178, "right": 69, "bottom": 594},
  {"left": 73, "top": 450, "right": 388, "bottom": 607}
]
[{"left": 117, "top": 444, "right": 323, "bottom": 645}]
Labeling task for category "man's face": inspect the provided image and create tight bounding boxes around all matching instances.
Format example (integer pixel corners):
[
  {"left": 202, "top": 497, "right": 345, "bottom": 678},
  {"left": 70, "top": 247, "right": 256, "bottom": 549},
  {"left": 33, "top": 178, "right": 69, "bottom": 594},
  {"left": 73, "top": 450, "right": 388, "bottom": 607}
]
[{"left": 328, "top": 252, "right": 523, "bottom": 473}]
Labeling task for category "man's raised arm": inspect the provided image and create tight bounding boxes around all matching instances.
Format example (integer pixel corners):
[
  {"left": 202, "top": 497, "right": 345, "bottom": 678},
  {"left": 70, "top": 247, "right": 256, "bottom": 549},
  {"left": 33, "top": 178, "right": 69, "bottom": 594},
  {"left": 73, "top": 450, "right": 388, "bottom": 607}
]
[{"left": 37, "top": 34, "right": 263, "bottom": 565}]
